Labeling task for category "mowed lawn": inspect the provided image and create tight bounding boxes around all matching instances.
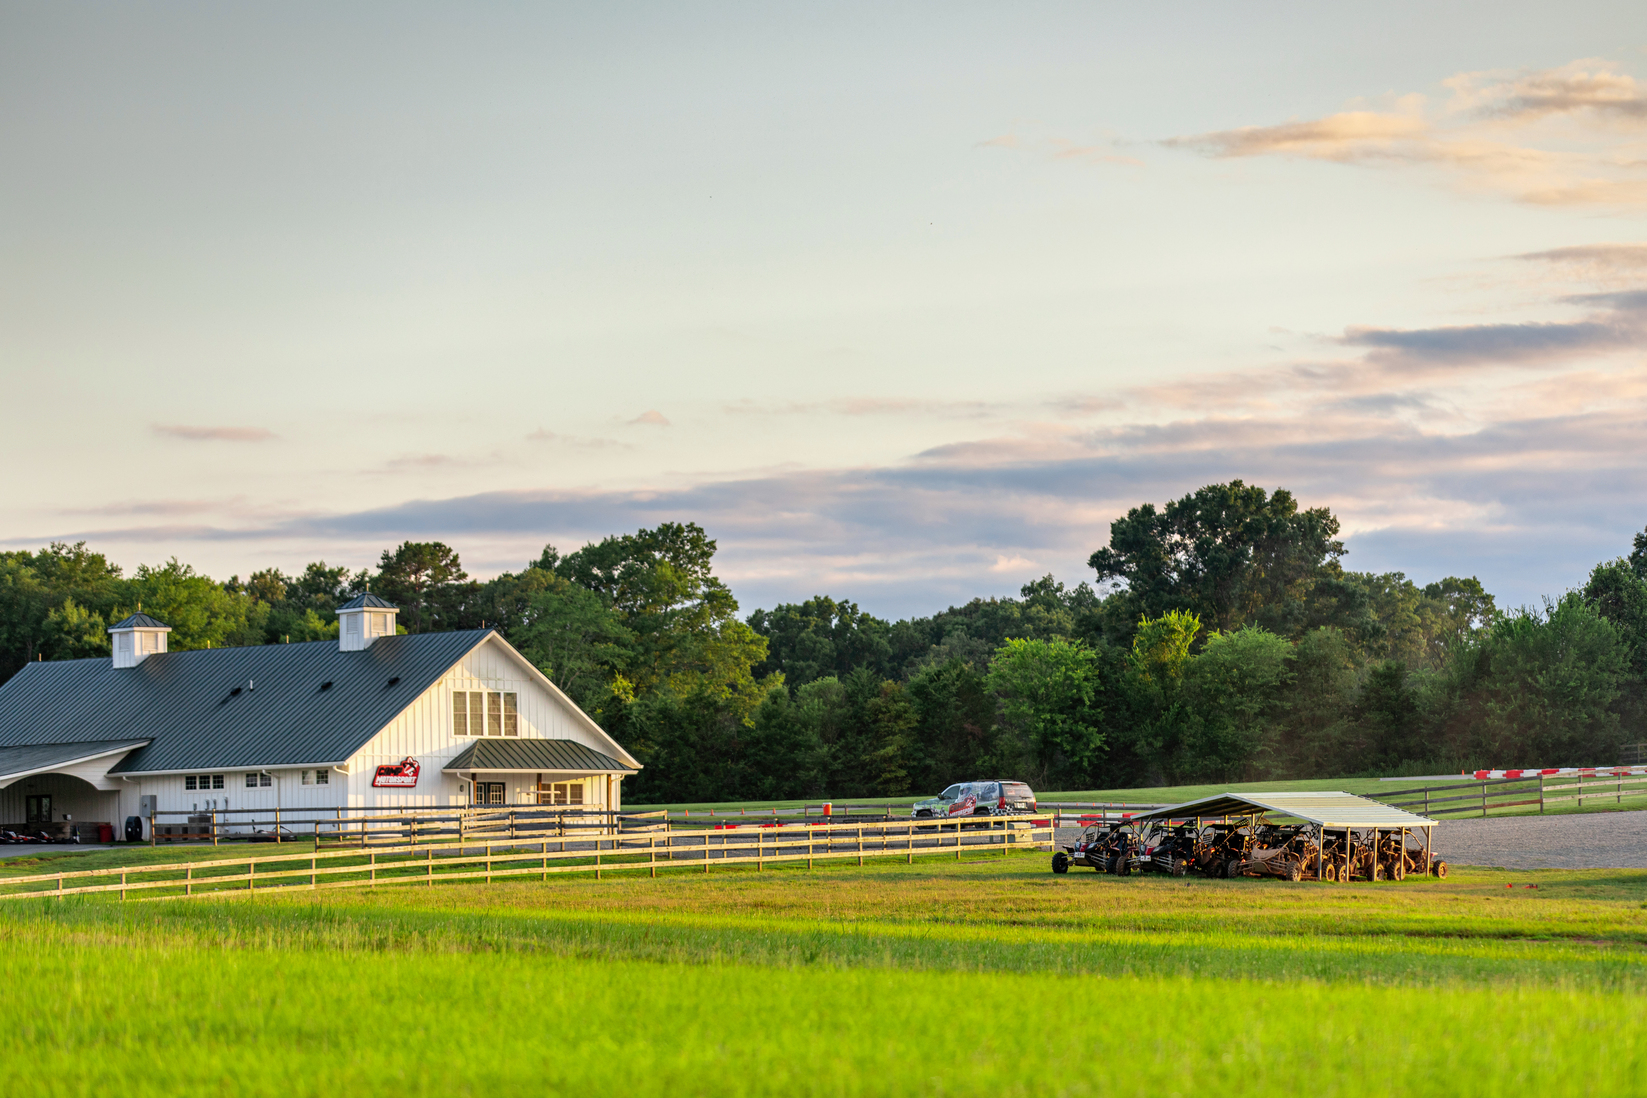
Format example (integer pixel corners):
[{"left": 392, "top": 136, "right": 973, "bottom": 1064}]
[{"left": 4, "top": 854, "right": 1647, "bottom": 1096}]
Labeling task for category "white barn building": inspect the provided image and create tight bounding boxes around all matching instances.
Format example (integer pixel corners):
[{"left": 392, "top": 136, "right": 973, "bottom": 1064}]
[{"left": 0, "top": 594, "right": 639, "bottom": 836}]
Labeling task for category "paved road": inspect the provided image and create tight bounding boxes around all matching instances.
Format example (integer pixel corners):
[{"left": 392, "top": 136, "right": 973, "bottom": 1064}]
[{"left": 1431, "top": 811, "right": 1647, "bottom": 870}]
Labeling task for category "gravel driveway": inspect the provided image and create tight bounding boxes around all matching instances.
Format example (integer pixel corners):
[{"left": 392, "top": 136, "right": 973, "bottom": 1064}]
[{"left": 1431, "top": 811, "right": 1647, "bottom": 870}]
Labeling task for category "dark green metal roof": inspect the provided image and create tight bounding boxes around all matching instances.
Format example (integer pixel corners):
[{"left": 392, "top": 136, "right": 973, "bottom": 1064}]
[
  {"left": 0, "top": 631, "right": 495, "bottom": 773},
  {"left": 0, "top": 739, "right": 153, "bottom": 782},
  {"left": 110, "top": 613, "right": 169, "bottom": 631},
  {"left": 338, "top": 593, "right": 396, "bottom": 610},
  {"left": 444, "top": 737, "right": 634, "bottom": 774}
]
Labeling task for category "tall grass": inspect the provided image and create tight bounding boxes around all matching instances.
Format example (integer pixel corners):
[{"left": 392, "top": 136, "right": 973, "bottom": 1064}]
[{"left": 5, "top": 859, "right": 1647, "bottom": 1095}]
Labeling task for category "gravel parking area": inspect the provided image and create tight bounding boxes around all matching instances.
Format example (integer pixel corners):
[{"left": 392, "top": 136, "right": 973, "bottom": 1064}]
[{"left": 1431, "top": 811, "right": 1647, "bottom": 870}]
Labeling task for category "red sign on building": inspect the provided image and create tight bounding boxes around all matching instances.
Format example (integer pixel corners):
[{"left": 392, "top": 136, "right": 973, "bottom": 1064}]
[{"left": 372, "top": 757, "right": 421, "bottom": 788}]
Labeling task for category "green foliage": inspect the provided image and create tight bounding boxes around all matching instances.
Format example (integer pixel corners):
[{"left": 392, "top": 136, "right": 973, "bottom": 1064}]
[
  {"left": 1180, "top": 625, "right": 1295, "bottom": 779},
  {"left": 1436, "top": 594, "right": 1629, "bottom": 766},
  {"left": 748, "top": 596, "right": 892, "bottom": 685},
  {"left": 987, "top": 637, "right": 1105, "bottom": 785},
  {"left": 1089, "top": 480, "right": 1344, "bottom": 640},
  {"left": 512, "top": 574, "right": 635, "bottom": 717},
  {"left": 369, "top": 542, "right": 474, "bottom": 633}
]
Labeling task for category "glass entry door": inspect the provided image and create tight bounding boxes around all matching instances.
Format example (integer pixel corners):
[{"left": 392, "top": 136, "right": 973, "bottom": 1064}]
[
  {"left": 25, "top": 795, "right": 51, "bottom": 823},
  {"left": 473, "top": 782, "right": 505, "bottom": 806}
]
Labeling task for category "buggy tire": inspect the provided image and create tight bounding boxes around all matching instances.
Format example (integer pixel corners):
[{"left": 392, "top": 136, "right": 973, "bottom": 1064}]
[
  {"left": 1320, "top": 863, "right": 1336, "bottom": 883},
  {"left": 1389, "top": 860, "right": 1405, "bottom": 881},
  {"left": 1105, "top": 855, "right": 1118, "bottom": 875},
  {"left": 1431, "top": 860, "right": 1448, "bottom": 879},
  {"left": 1286, "top": 862, "right": 1302, "bottom": 882},
  {"left": 1224, "top": 859, "right": 1243, "bottom": 879},
  {"left": 1371, "top": 862, "right": 1384, "bottom": 881},
  {"left": 1170, "top": 857, "right": 1187, "bottom": 878},
  {"left": 1051, "top": 852, "right": 1070, "bottom": 874},
  {"left": 1115, "top": 858, "right": 1132, "bottom": 877}
]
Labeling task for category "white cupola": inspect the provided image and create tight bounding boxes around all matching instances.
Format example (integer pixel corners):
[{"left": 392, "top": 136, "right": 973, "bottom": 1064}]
[
  {"left": 337, "top": 593, "right": 398, "bottom": 651},
  {"left": 109, "top": 613, "right": 171, "bottom": 669}
]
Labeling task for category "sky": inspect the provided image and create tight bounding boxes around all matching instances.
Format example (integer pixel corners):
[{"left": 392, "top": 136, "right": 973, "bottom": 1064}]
[{"left": 3, "top": 1, "right": 1646, "bottom": 618}]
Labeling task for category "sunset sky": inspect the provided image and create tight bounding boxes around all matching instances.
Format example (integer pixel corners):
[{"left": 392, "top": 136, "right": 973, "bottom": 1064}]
[{"left": 4, "top": 2, "right": 1646, "bottom": 616}]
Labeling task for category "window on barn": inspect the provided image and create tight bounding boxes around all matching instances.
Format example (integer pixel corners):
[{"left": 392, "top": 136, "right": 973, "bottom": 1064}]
[
  {"left": 316, "top": 769, "right": 328, "bottom": 785},
  {"left": 537, "top": 781, "right": 584, "bottom": 806},
  {"left": 185, "top": 775, "right": 224, "bottom": 791},
  {"left": 301, "top": 770, "right": 312, "bottom": 786},
  {"left": 246, "top": 773, "right": 257, "bottom": 788},
  {"left": 453, "top": 691, "right": 520, "bottom": 736}
]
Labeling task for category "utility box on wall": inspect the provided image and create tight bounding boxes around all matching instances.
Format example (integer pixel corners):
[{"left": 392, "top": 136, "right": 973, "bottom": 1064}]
[{"left": 138, "top": 794, "right": 159, "bottom": 817}]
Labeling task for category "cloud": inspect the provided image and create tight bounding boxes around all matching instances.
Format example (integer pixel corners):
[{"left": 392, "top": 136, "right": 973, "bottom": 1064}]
[
  {"left": 628, "top": 410, "right": 671, "bottom": 426},
  {"left": 1446, "top": 60, "right": 1647, "bottom": 122},
  {"left": 1341, "top": 317, "right": 1637, "bottom": 369},
  {"left": 1162, "top": 59, "right": 1647, "bottom": 207},
  {"left": 1168, "top": 110, "right": 1431, "bottom": 163},
  {"left": 1516, "top": 242, "right": 1647, "bottom": 285},
  {"left": 154, "top": 425, "right": 275, "bottom": 442}
]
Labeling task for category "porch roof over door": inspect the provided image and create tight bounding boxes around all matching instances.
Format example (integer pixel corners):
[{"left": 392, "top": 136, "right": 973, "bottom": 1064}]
[
  {"left": 0, "top": 740, "right": 150, "bottom": 787},
  {"left": 443, "top": 738, "right": 636, "bottom": 775}
]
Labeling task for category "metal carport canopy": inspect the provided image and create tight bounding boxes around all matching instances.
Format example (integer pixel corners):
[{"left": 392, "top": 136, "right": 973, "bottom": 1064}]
[{"left": 1131, "top": 791, "right": 1435, "bottom": 828}]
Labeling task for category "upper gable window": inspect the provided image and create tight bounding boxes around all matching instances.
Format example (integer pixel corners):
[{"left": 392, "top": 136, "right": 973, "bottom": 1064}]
[{"left": 453, "top": 690, "right": 518, "bottom": 736}]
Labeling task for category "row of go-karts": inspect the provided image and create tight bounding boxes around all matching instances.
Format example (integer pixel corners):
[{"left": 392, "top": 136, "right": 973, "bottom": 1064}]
[{"left": 1052, "top": 819, "right": 1448, "bottom": 881}]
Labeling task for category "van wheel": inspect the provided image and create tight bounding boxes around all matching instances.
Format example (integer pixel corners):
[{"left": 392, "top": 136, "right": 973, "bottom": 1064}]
[{"left": 1051, "top": 852, "right": 1070, "bottom": 874}]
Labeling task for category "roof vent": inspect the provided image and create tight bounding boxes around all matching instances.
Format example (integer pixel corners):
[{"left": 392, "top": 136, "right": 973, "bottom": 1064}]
[
  {"left": 337, "top": 593, "right": 398, "bottom": 652},
  {"left": 109, "top": 613, "right": 171, "bottom": 669}
]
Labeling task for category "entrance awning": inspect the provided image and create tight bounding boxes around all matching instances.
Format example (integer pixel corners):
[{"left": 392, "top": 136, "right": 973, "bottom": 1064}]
[
  {"left": 443, "top": 738, "right": 636, "bottom": 775},
  {"left": 1131, "top": 791, "right": 1435, "bottom": 828},
  {"left": 0, "top": 740, "right": 151, "bottom": 788}
]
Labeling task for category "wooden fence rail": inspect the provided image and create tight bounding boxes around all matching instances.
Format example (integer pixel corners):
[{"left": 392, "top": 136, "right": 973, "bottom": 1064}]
[
  {"left": 1376, "top": 772, "right": 1647, "bottom": 817},
  {"left": 0, "top": 817, "right": 1055, "bottom": 902}
]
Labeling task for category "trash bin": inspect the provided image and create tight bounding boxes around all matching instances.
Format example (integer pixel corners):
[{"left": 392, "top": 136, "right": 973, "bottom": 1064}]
[
  {"left": 97, "top": 823, "right": 114, "bottom": 844},
  {"left": 124, "top": 816, "right": 144, "bottom": 842}
]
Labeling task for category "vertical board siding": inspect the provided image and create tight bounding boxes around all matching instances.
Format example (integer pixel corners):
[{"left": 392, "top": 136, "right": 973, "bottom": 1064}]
[{"left": 347, "top": 636, "right": 625, "bottom": 809}]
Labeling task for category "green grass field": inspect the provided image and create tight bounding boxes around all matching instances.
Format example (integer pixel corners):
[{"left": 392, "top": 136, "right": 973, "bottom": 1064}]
[{"left": 4, "top": 851, "right": 1647, "bottom": 1095}]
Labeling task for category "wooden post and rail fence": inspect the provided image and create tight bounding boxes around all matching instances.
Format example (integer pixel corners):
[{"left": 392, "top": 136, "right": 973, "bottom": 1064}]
[
  {"left": 1375, "top": 771, "right": 1647, "bottom": 818},
  {"left": 0, "top": 816, "right": 1054, "bottom": 903}
]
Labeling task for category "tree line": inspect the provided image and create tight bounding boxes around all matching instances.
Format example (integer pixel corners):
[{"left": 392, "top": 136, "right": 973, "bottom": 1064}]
[{"left": 3, "top": 479, "right": 1644, "bottom": 799}]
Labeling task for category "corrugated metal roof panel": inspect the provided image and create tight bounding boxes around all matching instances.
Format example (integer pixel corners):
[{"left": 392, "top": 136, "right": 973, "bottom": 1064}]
[
  {"left": 0, "top": 739, "right": 153, "bottom": 781},
  {"left": 1133, "top": 791, "right": 1435, "bottom": 828},
  {"left": 0, "top": 631, "right": 495, "bottom": 773},
  {"left": 110, "top": 613, "right": 169, "bottom": 631},
  {"left": 337, "top": 593, "right": 396, "bottom": 610},
  {"left": 444, "top": 738, "right": 634, "bottom": 774}
]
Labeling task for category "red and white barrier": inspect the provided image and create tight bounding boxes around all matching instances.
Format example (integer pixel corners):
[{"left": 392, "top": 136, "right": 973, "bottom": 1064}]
[{"left": 1467, "top": 766, "right": 1647, "bottom": 780}]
